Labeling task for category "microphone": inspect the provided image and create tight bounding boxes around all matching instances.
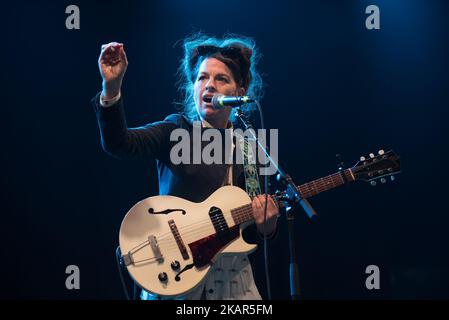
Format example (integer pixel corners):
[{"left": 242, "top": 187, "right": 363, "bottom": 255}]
[{"left": 211, "top": 95, "right": 255, "bottom": 109}]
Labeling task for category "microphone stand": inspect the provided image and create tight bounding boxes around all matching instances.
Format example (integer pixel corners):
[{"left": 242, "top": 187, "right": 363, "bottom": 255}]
[{"left": 234, "top": 106, "right": 318, "bottom": 301}]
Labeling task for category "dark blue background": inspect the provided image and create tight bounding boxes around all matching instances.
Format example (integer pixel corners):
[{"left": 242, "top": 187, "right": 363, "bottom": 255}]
[{"left": 2, "top": 0, "right": 448, "bottom": 299}]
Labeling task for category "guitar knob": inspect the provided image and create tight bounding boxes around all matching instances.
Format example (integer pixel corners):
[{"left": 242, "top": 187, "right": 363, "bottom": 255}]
[
  {"left": 391, "top": 176, "right": 395, "bottom": 181},
  {"left": 378, "top": 149, "right": 385, "bottom": 155},
  {"left": 380, "top": 178, "right": 386, "bottom": 183},
  {"left": 360, "top": 156, "right": 366, "bottom": 161},
  {"left": 369, "top": 153, "right": 375, "bottom": 159},
  {"left": 171, "top": 261, "right": 180, "bottom": 271},
  {"left": 158, "top": 272, "right": 168, "bottom": 282},
  {"left": 370, "top": 181, "right": 377, "bottom": 186}
]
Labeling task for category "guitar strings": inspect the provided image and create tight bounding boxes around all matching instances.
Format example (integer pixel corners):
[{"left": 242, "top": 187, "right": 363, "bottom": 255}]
[
  {"left": 138, "top": 206, "right": 250, "bottom": 246},
  {"left": 152, "top": 174, "right": 337, "bottom": 241},
  {"left": 125, "top": 168, "right": 401, "bottom": 262},
  {"left": 140, "top": 197, "right": 280, "bottom": 252},
  {"left": 131, "top": 175, "right": 337, "bottom": 249},
  {"left": 125, "top": 206, "right": 253, "bottom": 254},
  {"left": 125, "top": 175, "right": 346, "bottom": 253},
  {"left": 154, "top": 173, "right": 342, "bottom": 242}
]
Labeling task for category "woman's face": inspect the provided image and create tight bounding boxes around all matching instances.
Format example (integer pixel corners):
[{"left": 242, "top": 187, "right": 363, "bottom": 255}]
[{"left": 193, "top": 57, "right": 245, "bottom": 125}]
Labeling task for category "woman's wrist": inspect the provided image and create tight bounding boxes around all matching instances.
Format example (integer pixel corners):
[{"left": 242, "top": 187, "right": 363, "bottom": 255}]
[{"left": 102, "top": 80, "right": 121, "bottom": 99}]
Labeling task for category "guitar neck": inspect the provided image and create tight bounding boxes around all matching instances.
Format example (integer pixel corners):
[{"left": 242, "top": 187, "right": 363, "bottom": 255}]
[
  {"left": 297, "top": 168, "right": 354, "bottom": 198},
  {"left": 231, "top": 168, "right": 355, "bottom": 225}
]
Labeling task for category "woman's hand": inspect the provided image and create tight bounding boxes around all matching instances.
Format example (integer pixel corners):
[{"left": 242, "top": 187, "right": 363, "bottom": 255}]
[
  {"left": 251, "top": 194, "right": 280, "bottom": 237},
  {"left": 98, "top": 42, "right": 128, "bottom": 99}
]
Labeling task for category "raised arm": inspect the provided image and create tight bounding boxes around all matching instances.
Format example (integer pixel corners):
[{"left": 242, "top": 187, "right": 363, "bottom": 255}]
[{"left": 93, "top": 42, "right": 176, "bottom": 160}]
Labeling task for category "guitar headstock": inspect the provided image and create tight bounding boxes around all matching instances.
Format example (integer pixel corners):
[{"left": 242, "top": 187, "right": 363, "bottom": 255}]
[{"left": 351, "top": 150, "right": 401, "bottom": 185}]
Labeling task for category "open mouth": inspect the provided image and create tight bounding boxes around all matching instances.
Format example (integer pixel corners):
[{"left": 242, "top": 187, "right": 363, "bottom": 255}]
[{"left": 202, "top": 95, "right": 213, "bottom": 103}]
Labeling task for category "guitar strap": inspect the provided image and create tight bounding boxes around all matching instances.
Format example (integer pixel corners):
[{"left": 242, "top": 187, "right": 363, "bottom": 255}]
[{"left": 235, "top": 133, "right": 262, "bottom": 197}]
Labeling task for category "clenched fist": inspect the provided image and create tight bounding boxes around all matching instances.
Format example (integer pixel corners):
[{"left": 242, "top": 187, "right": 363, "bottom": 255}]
[{"left": 98, "top": 42, "right": 128, "bottom": 99}]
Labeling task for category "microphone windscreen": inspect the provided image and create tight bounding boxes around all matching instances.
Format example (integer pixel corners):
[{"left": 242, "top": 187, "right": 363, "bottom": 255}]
[{"left": 211, "top": 95, "right": 225, "bottom": 109}]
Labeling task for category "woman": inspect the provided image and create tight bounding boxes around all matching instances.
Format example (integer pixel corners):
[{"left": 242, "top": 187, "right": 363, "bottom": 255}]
[{"left": 93, "top": 34, "right": 279, "bottom": 300}]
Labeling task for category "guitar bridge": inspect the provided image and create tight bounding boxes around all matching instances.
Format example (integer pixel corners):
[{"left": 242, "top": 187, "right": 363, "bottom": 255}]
[
  {"left": 168, "top": 219, "right": 189, "bottom": 260},
  {"left": 149, "top": 235, "right": 164, "bottom": 263}
]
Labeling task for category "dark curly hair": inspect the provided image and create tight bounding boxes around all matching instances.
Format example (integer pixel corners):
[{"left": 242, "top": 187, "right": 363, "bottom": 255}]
[{"left": 175, "top": 33, "right": 264, "bottom": 123}]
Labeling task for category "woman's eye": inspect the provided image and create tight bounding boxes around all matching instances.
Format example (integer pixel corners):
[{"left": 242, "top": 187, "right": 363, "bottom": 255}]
[{"left": 217, "top": 77, "right": 229, "bottom": 82}]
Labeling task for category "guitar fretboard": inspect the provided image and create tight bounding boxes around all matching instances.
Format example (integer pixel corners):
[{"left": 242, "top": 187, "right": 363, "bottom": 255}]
[{"left": 231, "top": 169, "right": 354, "bottom": 224}]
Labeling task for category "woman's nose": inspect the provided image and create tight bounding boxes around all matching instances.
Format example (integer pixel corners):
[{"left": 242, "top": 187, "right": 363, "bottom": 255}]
[{"left": 205, "top": 80, "right": 216, "bottom": 92}]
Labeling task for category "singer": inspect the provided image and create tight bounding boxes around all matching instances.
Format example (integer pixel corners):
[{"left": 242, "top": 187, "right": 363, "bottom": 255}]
[{"left": 92, "top": 34, "right": 279, "bottom": 300}]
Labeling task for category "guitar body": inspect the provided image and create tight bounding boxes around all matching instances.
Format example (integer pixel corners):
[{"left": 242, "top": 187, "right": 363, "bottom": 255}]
[
  {"left": 119, "top": 185, "right": 257, "bottom": 298},
  {"left": 118, "top": 149, "right": 401, "bottom": 298}
]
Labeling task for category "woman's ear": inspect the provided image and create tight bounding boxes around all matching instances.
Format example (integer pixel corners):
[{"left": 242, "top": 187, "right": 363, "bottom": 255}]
[{"left": 238, "top": 87, "right": 246, "bottom": 96}]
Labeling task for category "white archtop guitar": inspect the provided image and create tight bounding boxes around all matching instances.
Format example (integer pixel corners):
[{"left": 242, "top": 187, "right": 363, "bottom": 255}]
[{"left": 119, "top": 150, "right": 400, "bottom": 298}]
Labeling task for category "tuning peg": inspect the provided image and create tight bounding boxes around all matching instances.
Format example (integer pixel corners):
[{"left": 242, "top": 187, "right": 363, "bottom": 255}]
[
  {"left": 360, "top": 156, "right": 366, "bottom": 161},
  {"left": 390, "top": 176, "right": 395, "bottom": 181},
  {"left": 378, "top": 149, "right": 385, "bottom": 156},
  {"left": 380, "top": 178, "right": 386, "bottom": 183},
  {"left": 370, "top": 181, "right": 377, "bottom": 186},
  {"left": 369, "top": 153, "right": 375, "bottom": 159},
  {"left": 336, "top": 153, "right": 345, "bottom": 171}
]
